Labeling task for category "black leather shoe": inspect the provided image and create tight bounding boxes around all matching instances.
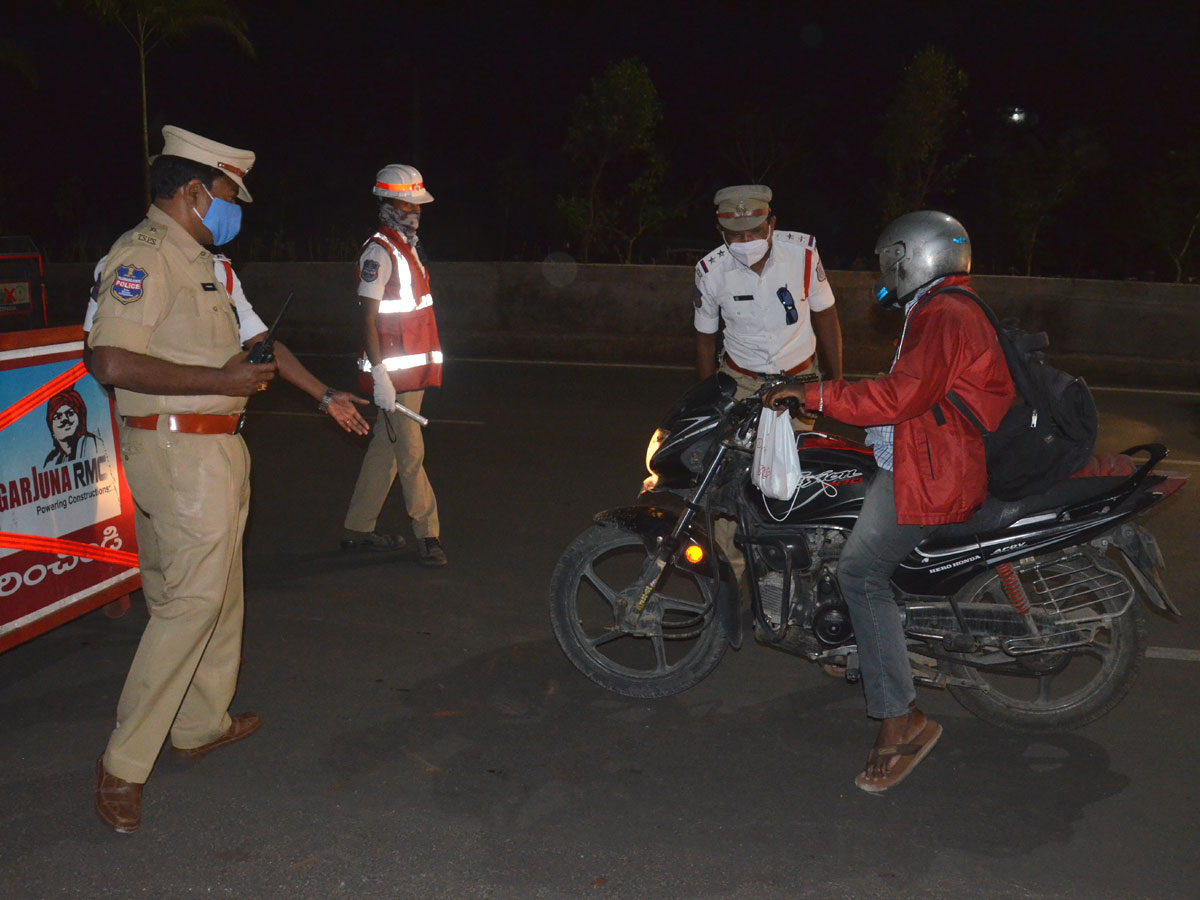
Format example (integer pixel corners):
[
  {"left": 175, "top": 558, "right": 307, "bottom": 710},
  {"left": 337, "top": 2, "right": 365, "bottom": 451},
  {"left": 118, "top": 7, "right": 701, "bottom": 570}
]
[
  {"left": 340, "top": 531, "right": 406, "bottom": 552},
  {"left": 418, "top": 537, "right": 447, "bottom": 567}
]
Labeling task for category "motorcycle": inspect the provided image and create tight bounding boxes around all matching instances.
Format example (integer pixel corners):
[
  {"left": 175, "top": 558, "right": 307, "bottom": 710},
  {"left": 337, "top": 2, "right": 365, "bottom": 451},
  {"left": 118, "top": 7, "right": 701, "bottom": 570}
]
[{"left": 549, "top": 373, "right": 1187, "bottom": 731}]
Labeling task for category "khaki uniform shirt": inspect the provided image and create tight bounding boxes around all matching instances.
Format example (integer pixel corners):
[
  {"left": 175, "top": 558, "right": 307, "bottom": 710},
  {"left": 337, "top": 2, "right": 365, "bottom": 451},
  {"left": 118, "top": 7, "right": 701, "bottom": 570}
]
[{"left": 89, "top": 206, "right": 245, "bottom": 417}]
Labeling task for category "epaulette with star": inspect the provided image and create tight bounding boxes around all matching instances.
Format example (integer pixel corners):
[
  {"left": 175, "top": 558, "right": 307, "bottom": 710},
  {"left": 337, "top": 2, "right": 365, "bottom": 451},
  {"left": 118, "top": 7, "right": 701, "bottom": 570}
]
[
  {"left": 777, "top": 230, "right": 814, "bottom": 248},
  {"left": 695, "top": 246, "right": 728, "bottom": 277}
]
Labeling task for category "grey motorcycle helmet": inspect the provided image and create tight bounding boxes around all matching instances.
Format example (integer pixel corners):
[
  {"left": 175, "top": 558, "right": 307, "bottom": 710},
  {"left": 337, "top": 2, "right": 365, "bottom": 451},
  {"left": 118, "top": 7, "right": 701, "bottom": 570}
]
[{"left": 873, "top": 210, "right": 971, "bottom": 308}]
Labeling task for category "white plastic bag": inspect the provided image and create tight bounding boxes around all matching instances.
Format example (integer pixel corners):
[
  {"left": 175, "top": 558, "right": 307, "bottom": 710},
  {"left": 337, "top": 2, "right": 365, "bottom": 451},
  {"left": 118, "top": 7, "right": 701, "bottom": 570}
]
[{"left": 751, "top": 407, "right": 802, "bottom": 500}]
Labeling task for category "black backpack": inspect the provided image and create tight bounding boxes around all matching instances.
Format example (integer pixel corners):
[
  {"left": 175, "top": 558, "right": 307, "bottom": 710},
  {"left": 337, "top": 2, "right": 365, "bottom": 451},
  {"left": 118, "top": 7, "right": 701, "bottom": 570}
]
[{"left": 938, "top": 286, "right": 1098, "bottom": 501}]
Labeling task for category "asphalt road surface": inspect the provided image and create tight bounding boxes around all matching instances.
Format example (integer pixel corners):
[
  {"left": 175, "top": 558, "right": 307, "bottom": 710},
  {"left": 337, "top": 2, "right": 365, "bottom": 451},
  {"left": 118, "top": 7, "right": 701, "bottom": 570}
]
[{"left": 2, "top": 358, "right": 1198, "bottom": 900}]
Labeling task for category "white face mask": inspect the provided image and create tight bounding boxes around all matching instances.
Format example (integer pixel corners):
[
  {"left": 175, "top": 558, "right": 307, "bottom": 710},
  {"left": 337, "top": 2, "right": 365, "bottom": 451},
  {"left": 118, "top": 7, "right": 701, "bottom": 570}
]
[{"left": 726, "top": 227, "right": 771, "bottom": 266}]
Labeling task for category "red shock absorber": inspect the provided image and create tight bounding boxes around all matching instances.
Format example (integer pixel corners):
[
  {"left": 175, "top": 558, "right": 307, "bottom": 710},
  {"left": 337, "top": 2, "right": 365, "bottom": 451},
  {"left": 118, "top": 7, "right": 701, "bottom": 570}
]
[{"left": 995, "top": 562, "right": 1030, "bottom": 614}]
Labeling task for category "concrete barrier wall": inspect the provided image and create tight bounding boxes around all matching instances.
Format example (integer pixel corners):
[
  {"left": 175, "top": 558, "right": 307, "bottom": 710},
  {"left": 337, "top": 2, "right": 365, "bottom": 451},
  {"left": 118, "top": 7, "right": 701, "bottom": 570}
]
[{"left": 44, "top": 262, "right": 1200, "bottom": 389}]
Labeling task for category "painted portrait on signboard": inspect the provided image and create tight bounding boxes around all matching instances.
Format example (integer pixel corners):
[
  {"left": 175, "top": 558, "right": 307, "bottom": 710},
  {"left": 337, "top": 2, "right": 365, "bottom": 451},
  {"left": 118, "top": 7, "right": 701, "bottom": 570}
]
[{"left": 43, "top": 388, "right": 105, "bottom": 468}]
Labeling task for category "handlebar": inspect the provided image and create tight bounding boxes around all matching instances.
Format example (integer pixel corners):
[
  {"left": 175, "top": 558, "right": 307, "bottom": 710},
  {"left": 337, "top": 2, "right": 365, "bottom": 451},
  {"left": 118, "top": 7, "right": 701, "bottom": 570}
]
[{"left": 726, "top": 372, "right": 822, "bottom": 441}]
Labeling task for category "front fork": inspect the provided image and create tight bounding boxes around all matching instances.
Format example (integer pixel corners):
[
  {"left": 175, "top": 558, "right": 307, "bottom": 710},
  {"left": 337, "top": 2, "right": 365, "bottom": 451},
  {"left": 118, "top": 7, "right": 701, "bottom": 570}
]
[{"left": 623, "top": 442, "right": 733, "bottom": 626}]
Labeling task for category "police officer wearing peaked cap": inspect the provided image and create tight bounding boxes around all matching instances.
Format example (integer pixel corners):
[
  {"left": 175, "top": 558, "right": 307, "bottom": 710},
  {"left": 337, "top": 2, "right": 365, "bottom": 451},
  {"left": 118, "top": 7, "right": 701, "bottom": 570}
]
[
  {"left": 89, "top": 125, "right": 277, "bottom": 834},
  {"left": 694, "top": 184, "right": 844, "bottom": 409},
  {"left": 693, "top": 184, "right": 845, "bottom": 583}
]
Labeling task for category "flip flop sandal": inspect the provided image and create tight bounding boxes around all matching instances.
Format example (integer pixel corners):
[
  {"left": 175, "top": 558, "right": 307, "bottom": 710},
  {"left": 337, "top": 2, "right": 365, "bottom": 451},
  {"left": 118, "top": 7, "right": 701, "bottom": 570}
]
[
  {"left": 340, "top": 532, "right": 406, "bottom": 552},
  {"left": 854, "top": 720, "right": 943, "bottom": 794}
]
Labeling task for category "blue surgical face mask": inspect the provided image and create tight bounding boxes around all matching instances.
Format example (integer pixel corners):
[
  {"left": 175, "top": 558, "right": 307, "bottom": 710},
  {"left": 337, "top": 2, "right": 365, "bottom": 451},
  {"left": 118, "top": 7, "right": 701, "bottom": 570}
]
[{"left": 193, "top": 185, "right": 242, "bottom": 246}]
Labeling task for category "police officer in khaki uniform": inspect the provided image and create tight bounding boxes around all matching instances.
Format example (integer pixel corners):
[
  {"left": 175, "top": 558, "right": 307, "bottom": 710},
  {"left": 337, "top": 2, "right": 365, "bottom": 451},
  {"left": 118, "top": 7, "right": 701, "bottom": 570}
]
[{"left": 89, "top": 126, "right": 276, "bottom": 834}]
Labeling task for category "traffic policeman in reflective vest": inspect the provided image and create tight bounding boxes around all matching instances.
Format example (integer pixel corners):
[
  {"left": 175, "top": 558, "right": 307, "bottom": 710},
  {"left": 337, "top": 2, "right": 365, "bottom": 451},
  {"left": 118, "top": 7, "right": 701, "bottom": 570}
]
[{"left": 341, "top": 164, "right": 447, "bottom": 566}]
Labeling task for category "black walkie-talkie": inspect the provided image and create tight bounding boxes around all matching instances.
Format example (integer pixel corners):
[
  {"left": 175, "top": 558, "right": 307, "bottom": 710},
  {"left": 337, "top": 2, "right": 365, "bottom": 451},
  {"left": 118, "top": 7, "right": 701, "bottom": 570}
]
[{"left": 247, "top": 293, "right": 294, "bottom": 364}]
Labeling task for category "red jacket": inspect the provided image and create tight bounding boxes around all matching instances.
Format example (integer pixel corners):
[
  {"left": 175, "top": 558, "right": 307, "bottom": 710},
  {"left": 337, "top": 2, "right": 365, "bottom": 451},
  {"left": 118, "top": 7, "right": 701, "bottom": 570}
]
[{"left": 804, "top": 276, "right": 1015, "bottom": 525}]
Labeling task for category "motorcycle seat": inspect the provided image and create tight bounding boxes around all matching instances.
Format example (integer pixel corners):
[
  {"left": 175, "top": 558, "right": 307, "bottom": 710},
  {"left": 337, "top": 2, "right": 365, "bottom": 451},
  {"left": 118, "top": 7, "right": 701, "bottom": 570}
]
[{"left": 930, "top": 475, "right": 1129, "bottom": 542}]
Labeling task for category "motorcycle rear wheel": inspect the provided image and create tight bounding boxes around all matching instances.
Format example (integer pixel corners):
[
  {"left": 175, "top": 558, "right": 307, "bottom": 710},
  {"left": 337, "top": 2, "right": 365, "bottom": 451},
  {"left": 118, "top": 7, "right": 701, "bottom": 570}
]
[
  {"left": 944, "top": 553, "right": 1147, "bottom": 732},
  {"left": 549, "top": 523, "right": 728, "bottom": 699}
]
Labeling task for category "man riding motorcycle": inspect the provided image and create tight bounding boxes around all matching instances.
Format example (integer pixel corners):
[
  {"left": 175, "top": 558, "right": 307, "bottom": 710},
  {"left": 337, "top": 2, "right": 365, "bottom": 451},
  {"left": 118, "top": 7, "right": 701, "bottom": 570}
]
[{"left": 764, "top": 211, "right": 1015, "bottom": 792}]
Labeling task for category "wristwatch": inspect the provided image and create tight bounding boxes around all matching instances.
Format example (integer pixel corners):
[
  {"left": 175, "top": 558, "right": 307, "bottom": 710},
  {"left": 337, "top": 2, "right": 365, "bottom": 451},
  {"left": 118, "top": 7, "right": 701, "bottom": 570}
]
[{"left": 317, "top": 387, "right": 336, "bottom": 413}]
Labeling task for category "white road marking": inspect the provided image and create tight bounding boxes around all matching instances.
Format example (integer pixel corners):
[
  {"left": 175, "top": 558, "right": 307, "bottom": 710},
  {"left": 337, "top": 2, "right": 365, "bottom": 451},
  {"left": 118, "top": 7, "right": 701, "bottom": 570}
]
[
  {"left": 292, "top": 353, "right": 1200, "bottom": 397},
  {"left": 453, "top": 356, "right": 692, "bottom": 371},
  {"left": 445, "top": 359, "right": 1200, "bottom": 396},
  {"left": 1091, "top": 385, "right": 1200, "bottom": 398},
  {"left": 249, "top": 410, "right": 484, "bottom": 426},
  {"left": 1147, "top": 647, "right": 1200, "bottom": 662}
]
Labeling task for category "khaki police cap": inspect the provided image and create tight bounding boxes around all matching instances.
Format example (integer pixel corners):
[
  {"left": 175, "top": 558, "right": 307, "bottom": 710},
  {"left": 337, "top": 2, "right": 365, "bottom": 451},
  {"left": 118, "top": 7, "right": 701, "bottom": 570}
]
[
  {"left": 714, "top": 184, "right": 772, "bottom": 231},
  {"left": 160, "top": 125, "right": 256, "bottom": 202}
]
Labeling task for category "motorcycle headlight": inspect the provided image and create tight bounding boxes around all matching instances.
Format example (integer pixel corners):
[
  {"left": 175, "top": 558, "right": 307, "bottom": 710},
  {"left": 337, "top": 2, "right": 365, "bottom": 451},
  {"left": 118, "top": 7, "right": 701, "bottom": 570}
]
[{"left": 645, "top": 428, "right": 669, "bottom": 475}]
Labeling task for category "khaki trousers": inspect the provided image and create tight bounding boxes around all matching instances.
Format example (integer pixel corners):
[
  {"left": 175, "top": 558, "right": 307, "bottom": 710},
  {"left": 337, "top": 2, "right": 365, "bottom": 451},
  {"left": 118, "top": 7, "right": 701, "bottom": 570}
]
[
  {"left": 103, "top": 427, "right": 250, "bottom": 784},
  {"left": 715, "top": 361, "right": 816, "bottom": 583},
  {"left": 344, "top": 390, "right": 439, "bottom": 539}
]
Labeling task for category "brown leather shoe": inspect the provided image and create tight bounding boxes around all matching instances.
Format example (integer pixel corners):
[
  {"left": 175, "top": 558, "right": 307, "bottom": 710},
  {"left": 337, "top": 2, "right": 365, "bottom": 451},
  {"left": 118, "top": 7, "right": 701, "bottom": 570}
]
[
  {"left": 173, "top": 712, "right": 261, "bottom": 761},
  {"left": 95, "top": 757, "right": 142, "bottom": 834}
]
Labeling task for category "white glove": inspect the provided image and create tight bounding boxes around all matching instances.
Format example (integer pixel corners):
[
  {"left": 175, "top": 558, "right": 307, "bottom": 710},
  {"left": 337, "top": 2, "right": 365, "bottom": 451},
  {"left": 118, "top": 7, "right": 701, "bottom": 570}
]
[{"left": 371, "top": 363, "right": 396, "bottom": 411}]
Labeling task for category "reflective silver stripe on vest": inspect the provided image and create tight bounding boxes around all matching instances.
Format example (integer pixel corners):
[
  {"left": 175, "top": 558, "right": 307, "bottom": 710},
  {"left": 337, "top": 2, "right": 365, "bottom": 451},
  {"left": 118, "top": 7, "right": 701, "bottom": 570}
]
[
  {"left": 370, "top": 232, "right": 430, "bottom": 313},
  {"left": 358, "top": 350, "right": 444, "bottom": 372},
  {"left": 378, "top": 292, "right": 432, "bottom": 313}
]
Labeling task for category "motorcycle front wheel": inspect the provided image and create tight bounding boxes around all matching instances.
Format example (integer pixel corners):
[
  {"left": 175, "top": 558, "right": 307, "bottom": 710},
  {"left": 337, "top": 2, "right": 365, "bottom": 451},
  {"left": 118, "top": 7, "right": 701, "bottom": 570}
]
[
  {"left": 944, "top": 552, "right": 1148, "bottom": 732},
  {"left": 549, "top": 523, "right": 728, "bottom": 699}
]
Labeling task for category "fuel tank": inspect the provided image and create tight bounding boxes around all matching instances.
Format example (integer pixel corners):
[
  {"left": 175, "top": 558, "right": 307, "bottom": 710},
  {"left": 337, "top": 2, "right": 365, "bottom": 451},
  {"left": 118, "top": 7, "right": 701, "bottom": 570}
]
[{"left": 744, "top": 433, "right": 877, "bottom": 529}]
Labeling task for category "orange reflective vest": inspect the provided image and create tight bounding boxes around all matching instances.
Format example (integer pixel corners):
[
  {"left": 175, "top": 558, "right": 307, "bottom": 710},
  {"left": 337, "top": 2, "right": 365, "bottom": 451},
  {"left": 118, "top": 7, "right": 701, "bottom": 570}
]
[{"left": 356, "top": 226, "right": 443, "bottom": 394}]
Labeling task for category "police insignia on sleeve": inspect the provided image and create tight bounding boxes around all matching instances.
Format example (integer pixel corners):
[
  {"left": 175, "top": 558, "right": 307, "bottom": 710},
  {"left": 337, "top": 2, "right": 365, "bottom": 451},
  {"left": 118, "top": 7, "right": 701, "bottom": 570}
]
[
  {"left": 816, "top": 261, "right": 827, "bottom": 282},
  {"left": 692, "top": 285, "right": 703, "bottom": 309},
  {"left": 360, "top": 259, "right": 380, "bottom": 283},
  {"left": 111, "top": 264, "right": 148, "bottom": 304}
]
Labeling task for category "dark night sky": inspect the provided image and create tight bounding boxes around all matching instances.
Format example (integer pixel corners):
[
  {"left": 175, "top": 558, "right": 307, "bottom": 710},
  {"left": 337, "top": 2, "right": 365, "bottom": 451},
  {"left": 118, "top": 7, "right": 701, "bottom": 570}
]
[{"left": 3, "top": 0, "right": 1197, "bottom": 275}]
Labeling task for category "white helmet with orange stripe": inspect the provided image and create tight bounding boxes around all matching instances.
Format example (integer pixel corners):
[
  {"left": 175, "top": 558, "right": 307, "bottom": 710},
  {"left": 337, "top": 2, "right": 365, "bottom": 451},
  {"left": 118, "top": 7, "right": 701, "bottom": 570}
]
[{"left": 372, "top": 164, "right": 434, "bottom": 203}]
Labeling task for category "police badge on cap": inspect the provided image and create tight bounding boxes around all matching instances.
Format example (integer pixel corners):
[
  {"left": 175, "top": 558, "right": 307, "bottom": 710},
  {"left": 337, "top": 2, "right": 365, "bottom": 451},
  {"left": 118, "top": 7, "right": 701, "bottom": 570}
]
[{"left": 714, "top": 184, "right": 772, "bottom": 232}]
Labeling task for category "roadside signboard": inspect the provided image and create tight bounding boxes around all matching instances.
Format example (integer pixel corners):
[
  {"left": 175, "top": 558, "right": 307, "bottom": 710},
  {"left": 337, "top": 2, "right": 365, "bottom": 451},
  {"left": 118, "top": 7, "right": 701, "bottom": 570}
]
[{"left": 0, "top": 326, "right": 140, "bottom": 653}]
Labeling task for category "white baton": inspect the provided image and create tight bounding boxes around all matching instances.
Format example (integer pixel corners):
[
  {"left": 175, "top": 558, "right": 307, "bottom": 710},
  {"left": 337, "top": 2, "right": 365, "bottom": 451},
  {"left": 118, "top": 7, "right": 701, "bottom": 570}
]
[{"left": 393, "top": 401, "right": 429, "bottom": 427}]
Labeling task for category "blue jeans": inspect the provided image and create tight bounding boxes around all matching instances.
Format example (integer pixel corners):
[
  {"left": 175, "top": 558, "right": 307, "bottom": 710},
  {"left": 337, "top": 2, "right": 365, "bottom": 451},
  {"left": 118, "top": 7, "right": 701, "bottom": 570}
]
[{"left": 837, "top": 468, "right": 934, "bottom": 719}]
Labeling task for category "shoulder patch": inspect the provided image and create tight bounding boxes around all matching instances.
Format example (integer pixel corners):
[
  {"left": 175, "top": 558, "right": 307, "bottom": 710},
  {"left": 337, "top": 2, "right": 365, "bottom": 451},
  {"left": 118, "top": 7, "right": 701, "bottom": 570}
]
[
  {"left": 816, "top": 261, "right": 827, "bottom": 282},
  {"left": 111, "top": 264, "right": 148, "bottom": 304},
  {"left": 692, "top": 285, "right": 703, "bottom": 308},
  {"left": 360, "top": 258, "right": 380, "bottom": 282},
  {"left": 134, "top": 231, "right": 160, "bottom": 248}
]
